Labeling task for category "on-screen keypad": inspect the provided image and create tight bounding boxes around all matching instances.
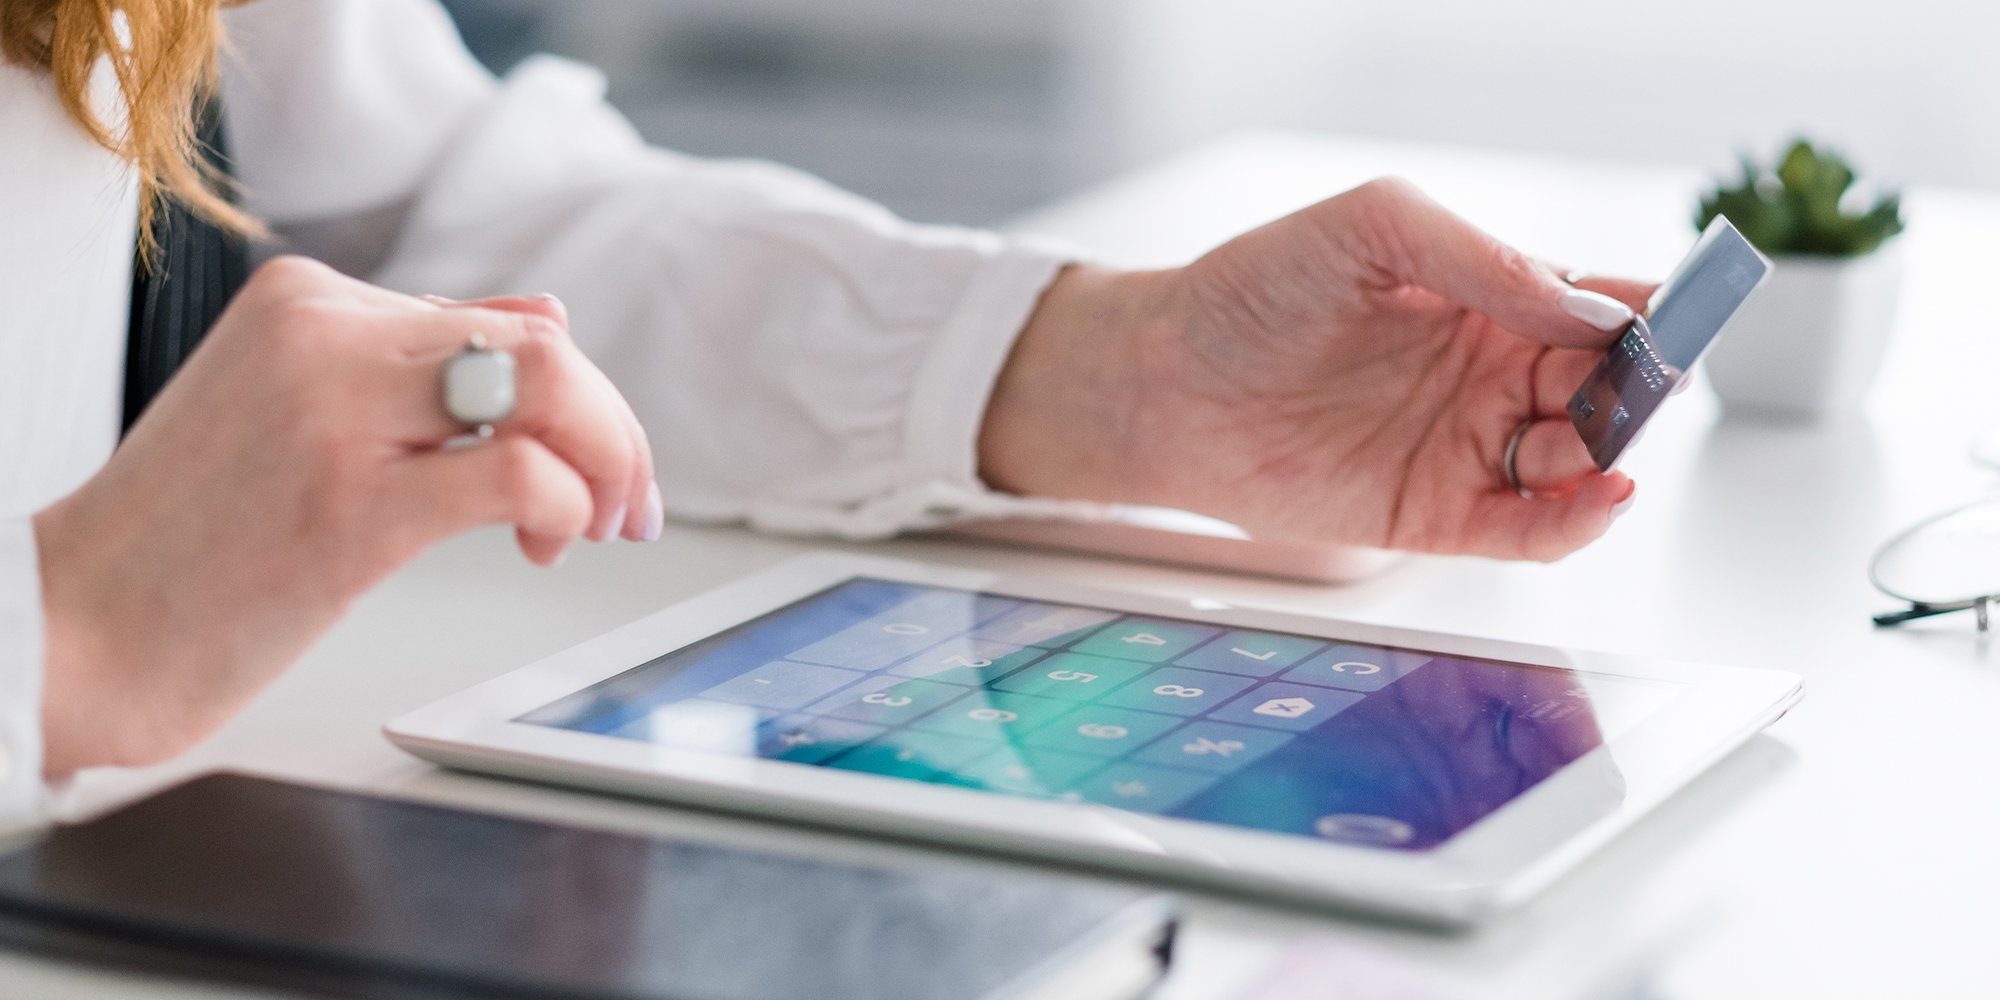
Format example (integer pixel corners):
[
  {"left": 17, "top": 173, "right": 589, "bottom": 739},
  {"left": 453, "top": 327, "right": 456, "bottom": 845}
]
[{"left": 715, "top": 598, "right": 1428, "bottom": 815}]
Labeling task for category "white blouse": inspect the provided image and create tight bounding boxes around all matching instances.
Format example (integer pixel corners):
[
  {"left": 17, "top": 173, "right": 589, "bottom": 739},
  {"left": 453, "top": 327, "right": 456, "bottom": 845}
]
[{"left": 0, "top": 0, "right": 1078, "bottom": 828}]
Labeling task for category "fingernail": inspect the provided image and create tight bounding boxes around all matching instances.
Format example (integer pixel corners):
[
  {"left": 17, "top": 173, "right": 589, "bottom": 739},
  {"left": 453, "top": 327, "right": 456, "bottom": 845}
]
[
  {"left": 643, "top": 481, "right": 664, "bottom": 542},
  {"left": 595, "top": 504, "right": 627, "bottom": 543},
  {"left": 1611, "top": 485, "right": 1638, "bottom": 520},
  {"left": 551, "top": 544, "right": 570, "bottom": 567},
  {"left": 418, "top": 293, "right": 457, "bottom": 307},
  {"left": 1560, "top": 288, "right": 1635, "bottom": 332},
  {"left": 535, "top": 292, "right": 569, "bottom": 324}
]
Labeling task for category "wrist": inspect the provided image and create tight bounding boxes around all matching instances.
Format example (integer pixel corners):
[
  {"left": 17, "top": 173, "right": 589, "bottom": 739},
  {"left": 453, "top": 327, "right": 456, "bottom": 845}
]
[
  {"left": 978, "top": 264, "right": 1191, "bottom": 506},
  {"left": 34, "top": 497, "right": 166, "bottom": 777}
]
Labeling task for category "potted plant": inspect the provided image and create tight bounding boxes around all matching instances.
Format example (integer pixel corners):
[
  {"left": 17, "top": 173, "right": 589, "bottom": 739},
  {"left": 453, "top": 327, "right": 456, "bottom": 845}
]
[{"left": 1696, "top": 139, "right": 1907, "bottom": 418}]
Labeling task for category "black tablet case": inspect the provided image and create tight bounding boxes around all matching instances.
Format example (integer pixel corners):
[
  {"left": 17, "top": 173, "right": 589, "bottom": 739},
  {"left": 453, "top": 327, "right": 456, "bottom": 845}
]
[{"left": 0, "top": 774, "right": 1174, "bottom": 1000}]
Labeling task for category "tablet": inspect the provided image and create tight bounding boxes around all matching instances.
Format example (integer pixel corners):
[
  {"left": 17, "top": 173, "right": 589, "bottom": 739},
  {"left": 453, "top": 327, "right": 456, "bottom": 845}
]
[{"left": 387, "top": 554, "right": 1801, "bottom": 925}]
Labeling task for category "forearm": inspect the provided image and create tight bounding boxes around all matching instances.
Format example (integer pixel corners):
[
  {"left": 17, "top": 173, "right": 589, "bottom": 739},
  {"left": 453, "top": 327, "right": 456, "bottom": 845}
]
[
  {"left": 33, "top": 496, "right": 158, "bottom": 780},
  {"left": 977, "top": 264, "right": 1189, "bottom": 509}
]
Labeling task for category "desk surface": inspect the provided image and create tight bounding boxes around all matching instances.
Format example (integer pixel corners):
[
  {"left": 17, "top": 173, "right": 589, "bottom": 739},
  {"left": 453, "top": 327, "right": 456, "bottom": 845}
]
[{"left": 8, "top": 133, "right": 1998, "bottom": 999}]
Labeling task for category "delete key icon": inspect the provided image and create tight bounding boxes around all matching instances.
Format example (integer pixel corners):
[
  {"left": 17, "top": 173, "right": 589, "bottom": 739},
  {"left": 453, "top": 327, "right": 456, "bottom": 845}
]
[
  {"left": 1214, "top": 682, "right": 1363, "bottom": 731},
  {"left": 1252, "top": 696, "right": 1315, "bottom": 719}
]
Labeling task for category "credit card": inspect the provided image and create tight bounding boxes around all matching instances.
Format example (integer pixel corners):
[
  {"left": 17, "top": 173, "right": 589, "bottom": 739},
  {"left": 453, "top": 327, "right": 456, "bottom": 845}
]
[{"left": 1567, "top": 217, "right": 1771, "bottom": 470}]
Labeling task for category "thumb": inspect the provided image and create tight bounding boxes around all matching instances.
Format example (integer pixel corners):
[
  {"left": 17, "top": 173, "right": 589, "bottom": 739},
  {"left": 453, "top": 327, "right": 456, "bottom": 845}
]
[{"left": 1337, "top": 178, "right": 1632, "bottom": 348}]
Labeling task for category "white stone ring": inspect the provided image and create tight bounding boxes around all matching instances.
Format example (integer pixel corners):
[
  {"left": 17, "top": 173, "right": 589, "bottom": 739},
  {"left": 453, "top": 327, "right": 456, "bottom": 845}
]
[
  {"left": 441, "top": 333, "right": 517, "bottom": 438},
  {"left": 1502, "top": 418, "right": 1536, "bottom": 500}
]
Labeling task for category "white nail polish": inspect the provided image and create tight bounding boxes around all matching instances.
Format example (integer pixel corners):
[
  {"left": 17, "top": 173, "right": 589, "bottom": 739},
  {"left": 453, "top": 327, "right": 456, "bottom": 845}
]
[
  {"left": 643, "top": 482, "right": 664, "bottom": 542},
  {"left": 596, "top": 504, "right": 627, "bottom": 543},
  {"left": 1560, "top": 288, "right": 1635, "bottom": 332}
]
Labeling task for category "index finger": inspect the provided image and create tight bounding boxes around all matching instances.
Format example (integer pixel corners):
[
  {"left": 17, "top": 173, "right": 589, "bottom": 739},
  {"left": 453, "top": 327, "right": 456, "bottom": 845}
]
[{"left": 1332, "top": 178, "right": 1628, "bottom": 349}]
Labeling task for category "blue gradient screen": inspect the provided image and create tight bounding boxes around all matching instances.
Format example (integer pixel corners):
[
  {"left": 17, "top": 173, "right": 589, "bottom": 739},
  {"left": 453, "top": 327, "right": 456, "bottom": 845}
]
[{"left": 520, "top": 579, "right": 1681, "bottom": 850}]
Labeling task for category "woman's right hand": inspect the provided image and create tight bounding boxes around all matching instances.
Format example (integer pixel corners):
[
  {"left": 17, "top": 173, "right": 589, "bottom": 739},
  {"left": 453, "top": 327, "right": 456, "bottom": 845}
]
[{"left": 32, "top": 257, "right": 660, "bottom": 778}]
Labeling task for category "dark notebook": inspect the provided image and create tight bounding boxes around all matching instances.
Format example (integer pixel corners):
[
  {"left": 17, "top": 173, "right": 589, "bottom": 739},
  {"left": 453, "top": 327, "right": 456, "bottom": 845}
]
[{"left": 0, "top": 774, "right": 1175, "bottom": 1000}]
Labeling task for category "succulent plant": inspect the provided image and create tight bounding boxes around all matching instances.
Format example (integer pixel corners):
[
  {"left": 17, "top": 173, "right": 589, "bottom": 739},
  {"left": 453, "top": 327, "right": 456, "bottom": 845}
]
[{"left": 1697, "top": 140, "right": 1905, "bottom": 257}]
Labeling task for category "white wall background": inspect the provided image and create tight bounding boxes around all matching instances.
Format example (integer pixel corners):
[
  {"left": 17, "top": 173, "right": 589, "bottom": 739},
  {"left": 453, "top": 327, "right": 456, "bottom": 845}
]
[
  {"left": 1270, "top": 0, "right": 2000, "bottom": 191},
  {"left": 444, "top": 0, "right": 2000, "bottom": 224}
]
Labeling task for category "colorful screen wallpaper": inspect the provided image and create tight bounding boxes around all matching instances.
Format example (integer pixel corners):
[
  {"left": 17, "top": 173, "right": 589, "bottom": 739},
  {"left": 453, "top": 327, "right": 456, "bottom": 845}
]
[{"left": 522, "top": 579, "right": 1680, "bottom": 850}]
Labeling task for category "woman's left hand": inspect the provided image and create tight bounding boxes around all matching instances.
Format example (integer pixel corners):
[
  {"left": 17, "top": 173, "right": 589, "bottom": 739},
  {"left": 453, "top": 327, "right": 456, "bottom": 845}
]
[{"left": 981, "top": 178, "right": 1652, "bottom": 561}]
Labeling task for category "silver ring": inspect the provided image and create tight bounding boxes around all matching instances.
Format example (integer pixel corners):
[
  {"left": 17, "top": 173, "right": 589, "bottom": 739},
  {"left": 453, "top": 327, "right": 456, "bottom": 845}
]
[
  {"left": 441, "top": 333, "right": 517, "bottom": 438},
  {"left": 1503, "top": 419, "right": 1536, "bottom": 499},
  {"left": 1560, "top": 269, "right": 1588, "bottom": 287}
]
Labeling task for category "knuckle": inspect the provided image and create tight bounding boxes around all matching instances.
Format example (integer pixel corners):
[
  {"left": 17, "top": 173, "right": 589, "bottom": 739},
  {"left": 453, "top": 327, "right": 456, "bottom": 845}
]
[
  {"left": 630, "top": 435, "right": 654, "bottom": 481},
  {"left": 516, "top": 311, "right": 570, "bottom": 348},
  {"left": 510, "top": 327, "right": 563, "bottom": 372},
  {"left": 508, "top": 325, "right": 573, "bottom": 396},
  {"left": 265, "top": 295, "right": 345, "bottom": 351},
  {"left": 1352, "top": 175, "right": 1419, "bottom": 210},
  {"left": 506, "top": 333, "right": 580, "bottom": 432},
  {"left": 249, "top": 255, "right": 332, "bottom": 294},
  {"left": 491, "top": 439, "right": 546, "bottom": 501},
  {"left": 1489, "top": 243, "right": 1548, "bottom": 288}
]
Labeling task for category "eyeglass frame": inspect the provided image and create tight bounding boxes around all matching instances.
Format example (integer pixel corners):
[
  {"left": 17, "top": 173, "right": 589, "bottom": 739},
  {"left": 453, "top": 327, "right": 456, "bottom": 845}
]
[{"left": 1869, "top": 495, "right": 1999, "bottom": 632}]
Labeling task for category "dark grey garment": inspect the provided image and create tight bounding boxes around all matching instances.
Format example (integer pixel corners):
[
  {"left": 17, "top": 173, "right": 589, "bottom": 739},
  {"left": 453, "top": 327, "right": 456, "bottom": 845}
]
[{"left": 122, "top": 100, "right": 252, "bottom": 434}]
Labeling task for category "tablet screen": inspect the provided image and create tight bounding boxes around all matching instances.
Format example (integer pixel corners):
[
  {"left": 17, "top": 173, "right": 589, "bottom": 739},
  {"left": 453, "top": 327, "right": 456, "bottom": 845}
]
[{"left": 519, "top": 579, "right": 1683, "bottom": 850}]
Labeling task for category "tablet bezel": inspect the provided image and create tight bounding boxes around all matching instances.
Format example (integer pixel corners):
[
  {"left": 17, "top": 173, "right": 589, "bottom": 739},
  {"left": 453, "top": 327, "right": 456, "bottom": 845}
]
[{"left": 385, "top": 553, "right": 1801, "bottom": 925}]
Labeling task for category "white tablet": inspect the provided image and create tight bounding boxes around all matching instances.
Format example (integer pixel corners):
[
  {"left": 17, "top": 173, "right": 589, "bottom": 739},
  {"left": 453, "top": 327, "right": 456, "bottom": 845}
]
[{"left": 387, "top": 554, "right": 1801, "bottom": 926}]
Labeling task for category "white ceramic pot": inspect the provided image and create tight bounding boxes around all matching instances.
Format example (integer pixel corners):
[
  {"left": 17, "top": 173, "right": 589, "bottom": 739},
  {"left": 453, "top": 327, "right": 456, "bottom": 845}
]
[{"left": 1702, "top": 240, "right": 1904, "bottom": 419}]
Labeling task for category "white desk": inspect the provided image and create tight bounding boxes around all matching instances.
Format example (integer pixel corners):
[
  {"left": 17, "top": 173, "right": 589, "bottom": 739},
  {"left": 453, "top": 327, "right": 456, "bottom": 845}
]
[{"left": 7, "top": 133, "right": 1998, "bottom": 999}]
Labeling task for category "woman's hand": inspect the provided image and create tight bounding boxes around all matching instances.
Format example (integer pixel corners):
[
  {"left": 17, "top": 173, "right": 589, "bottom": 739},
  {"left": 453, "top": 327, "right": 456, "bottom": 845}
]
[
  {"left": 982, "top": 178, "right": 1650, "bottom": 560},
  {"left": 33, "top": 257, "right": 661, "bottom": 777}
]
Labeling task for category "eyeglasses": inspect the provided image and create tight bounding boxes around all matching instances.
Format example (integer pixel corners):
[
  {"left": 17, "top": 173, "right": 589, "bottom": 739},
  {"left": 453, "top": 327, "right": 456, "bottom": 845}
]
[{"left": 1871, "top": 497, "right": 2000, "bottom": 632}]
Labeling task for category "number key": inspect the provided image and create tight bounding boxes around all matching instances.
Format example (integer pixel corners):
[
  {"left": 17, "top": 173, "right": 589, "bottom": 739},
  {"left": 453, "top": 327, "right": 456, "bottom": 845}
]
[
  {"left": 1069, "top": 617, "right": 1224, "bottom": 663},
  {"left": 888, "top": 637, "right": 1047, "bottom": 685},
  {"left": 989, "top": 653, "right": 1151, "bottom": 701},
  {"left": 807, "top": 676, "right": 962, "bottom": 725},
  {"left": 1098, "top": 666, "right": 1254, "bottom": 717},
  {"left": 756, "top": 715, "right": 885, "bottom": 764},
  {"left": 907, "top": 690, "right": 1073, "bottom": 741},
  {"left": 1281, "top": 643, "right": 1429, "bottom": 692},
  {"left": 1175, "top": 629, "right": 1328, "bottom": 677},
  {"left": 1025, "top": 705, "right": 1182, "bottom": 758}
]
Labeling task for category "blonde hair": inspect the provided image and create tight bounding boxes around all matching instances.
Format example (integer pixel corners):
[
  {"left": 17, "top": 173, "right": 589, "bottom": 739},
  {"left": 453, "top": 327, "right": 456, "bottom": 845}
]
[{"left": 1, "top": 0, "right": 260, "bottom": 259}]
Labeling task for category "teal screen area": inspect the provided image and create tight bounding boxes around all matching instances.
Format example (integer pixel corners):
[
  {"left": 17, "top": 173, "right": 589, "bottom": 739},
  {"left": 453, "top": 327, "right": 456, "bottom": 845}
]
[{"left": 519, "top": 579, "right": 1681, "bottom": 850}]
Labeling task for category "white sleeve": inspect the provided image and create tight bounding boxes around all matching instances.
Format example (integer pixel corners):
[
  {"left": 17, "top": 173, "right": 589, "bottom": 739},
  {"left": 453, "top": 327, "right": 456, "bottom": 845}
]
[
  {"left": 0, "top": 518, "right": 51, "bottom": 834},
  {"left": 219, "top": 0, "right": 1109, "bottom": 538}
]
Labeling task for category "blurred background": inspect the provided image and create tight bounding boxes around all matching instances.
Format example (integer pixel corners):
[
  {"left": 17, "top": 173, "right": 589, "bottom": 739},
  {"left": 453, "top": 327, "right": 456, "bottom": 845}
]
[{"left": 437, "top": 0, "right": 1997, "bottom": 227}]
